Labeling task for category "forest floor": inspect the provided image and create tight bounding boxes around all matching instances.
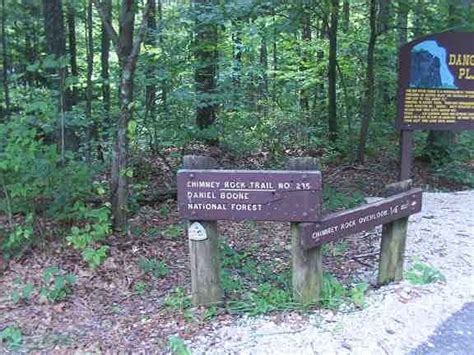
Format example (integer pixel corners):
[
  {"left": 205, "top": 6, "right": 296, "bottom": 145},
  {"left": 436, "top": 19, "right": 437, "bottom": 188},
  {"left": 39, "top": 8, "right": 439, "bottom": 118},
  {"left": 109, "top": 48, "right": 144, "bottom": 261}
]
[{"left": 0, "top": 151, "right": 473, "bottom": 353}]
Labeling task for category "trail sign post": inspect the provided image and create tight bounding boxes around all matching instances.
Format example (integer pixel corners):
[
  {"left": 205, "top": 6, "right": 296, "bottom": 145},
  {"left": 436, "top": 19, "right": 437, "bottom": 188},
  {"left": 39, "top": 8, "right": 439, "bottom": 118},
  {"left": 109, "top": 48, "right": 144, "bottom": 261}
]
[
  {"left": 397, "top": 31, "right": 474, "bottom": 179},
  {"left": 178, "top": 157, "right": 423, "bottom": 306}
]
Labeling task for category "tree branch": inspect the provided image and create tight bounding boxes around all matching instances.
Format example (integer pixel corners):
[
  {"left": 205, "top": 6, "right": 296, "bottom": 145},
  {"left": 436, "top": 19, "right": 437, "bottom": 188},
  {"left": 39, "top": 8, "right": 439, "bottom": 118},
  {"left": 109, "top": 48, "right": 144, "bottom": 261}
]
[
  {"left": 92, "top": 0, "right": 119, "bottom": 50},
  {"left": 128, "top": 0, "right": 152, "bottom": 65}
]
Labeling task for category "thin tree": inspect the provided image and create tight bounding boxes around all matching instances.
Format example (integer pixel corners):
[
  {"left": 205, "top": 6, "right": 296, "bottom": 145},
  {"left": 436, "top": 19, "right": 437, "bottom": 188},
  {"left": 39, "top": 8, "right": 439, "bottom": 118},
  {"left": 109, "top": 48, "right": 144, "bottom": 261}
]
[
  {"left": 100, "top": 0, "right": 111, "bottom": 119},
  {"left": 357, "top": 0, "right": 377, "bottom": 163},
  {"left": 300, "top": 5, "right": 311, "bottom": 113},
  {"left": 1, "top": 0, "right": 10, "bottom": 119},
  {"left": 144, "top": 0, "right": 157, "bottom": 129},
  {"left": 85, "top": 0, "right": 97, "bottom": 160},
  {"left": 193, "top": 0, "right": 218, "bottom": 131},
  {"left": 397, "top": 0, "right": 409, "bottom": 48},
  {"left": 328, "top": 0, "right": 339, "bottom": 141},
  {"left": 67, "top": 1, "right": 79, "bottom": 105},
  {"left": 342, "top": 0, "right": 349, "bottom": 33},
  {"left": 42, "top": 0, "right": 76, "bottom": 158},
  {"left": 93, "top": 0, "right": 152, "bottom": 231}
]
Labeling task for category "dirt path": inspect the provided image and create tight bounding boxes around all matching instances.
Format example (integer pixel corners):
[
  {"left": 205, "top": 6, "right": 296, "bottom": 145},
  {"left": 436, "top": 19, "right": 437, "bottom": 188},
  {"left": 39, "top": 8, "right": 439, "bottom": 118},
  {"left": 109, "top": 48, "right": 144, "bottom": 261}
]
[{"left": 189, "top": 191, "right": 474, "bottom": 354}]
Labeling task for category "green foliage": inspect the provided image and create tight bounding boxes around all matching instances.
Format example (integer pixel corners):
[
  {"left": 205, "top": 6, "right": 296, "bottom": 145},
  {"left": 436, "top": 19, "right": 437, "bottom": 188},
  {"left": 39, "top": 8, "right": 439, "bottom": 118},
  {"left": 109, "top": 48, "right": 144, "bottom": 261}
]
[
  {"left": 221, "top": 242, "right": 247, "bottom": 268},
  {"left": 167, "top": 336, "right": 191, "bottom": 355},
  {"left": 2, "top": 214, "right": 34, "bottom": 259},
  {"left": 10, "top": 278, "right": 34, "bottom": 304},
  {"left": 203, "top": 305, "right": 218, "bottom": 321},
  {"left": 0, "top": 326, "right": 23, "bottom": 351},
  {"left": 158, "top": 205, "right": 171, "bottom": 218},
  {"left": 349, "top": 282, "right": 369, "bottom": 308},
  {"left": 40, "top": 267, "right": 76, "bottom": 303},
  {"left": 66, "top": 202, "right": 111, "bottom": 269},
  {"left": 405, "top": 262, "right": 446, "bottom": 285},
  {"left": 134, "top": 281, "right": 149, "bottom": 295},
  {"left": 433, "top": 160, "right": 474, "bottom": 187},
  {"left": 164, "top": 287, "right": 191, "bottom": 312},
  {"left": 320, "top": 273, "right": 369, "bottom": 310},
  {"left": 221, "top": 269, "right": 244, "bottom": 293},
  {"left": 0, "top": 118, "right": 95, "bottom": 218},
  {"left": 138, "top": 257, "right": 169, "bottom": 278},
  {"left": 227, "top": 282, "right": 295, "bottom": 316},
  {"left": 320, "top": 273, "right": 347, "bottom": 309},
  {"left": 82, "top": 245, "right": 110, "bottom": 270},
  {"left": 162, "top": 224, "right": 185, "bottom": 239}
]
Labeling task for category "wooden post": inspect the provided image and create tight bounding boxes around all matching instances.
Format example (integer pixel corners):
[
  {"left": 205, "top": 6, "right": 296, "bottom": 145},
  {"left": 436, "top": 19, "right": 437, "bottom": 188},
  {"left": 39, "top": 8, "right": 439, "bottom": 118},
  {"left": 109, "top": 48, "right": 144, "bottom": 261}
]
[
  {"left": 287, "top": 157, "right": 322, "bottom": 304},
  {"left": 183, "top": 155, "right": 222, "bottom": 306},
  {"left": 399, "top": 130, "right": 413, "bottom": 181},
  {"left": 377, "top": 179, "right": 412, "bottom": 285}
]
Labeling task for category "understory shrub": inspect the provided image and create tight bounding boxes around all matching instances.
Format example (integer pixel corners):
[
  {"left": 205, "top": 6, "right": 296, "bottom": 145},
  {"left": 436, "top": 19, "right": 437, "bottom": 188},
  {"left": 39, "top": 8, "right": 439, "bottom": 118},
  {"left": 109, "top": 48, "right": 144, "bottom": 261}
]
[
  {"left": 0, "top": 118, "right": 109, "bottom": 263},
  {"left": 66, "top": 202, "right": 112, "bottom": 269},
  {"left": 0, "top": 118, "right": 95, "bottom": 219}
]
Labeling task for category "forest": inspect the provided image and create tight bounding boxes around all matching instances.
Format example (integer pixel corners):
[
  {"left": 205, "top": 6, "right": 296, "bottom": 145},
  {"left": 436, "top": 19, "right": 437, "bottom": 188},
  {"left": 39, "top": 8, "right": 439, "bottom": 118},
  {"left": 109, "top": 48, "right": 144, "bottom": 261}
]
[{"left": 0, "top": 0, "right": 473, "bottom": 352}]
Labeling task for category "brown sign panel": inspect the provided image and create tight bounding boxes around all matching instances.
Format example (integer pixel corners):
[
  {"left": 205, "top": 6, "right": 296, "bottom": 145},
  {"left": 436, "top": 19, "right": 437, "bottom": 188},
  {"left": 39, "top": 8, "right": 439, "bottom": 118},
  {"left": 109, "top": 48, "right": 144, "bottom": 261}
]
[
  {"left": 397, "top": 32, "right": 474, "bottom": 130},
  {"left": 177, "top": 169, "right": 322, "bottom": 222},
  {"left": 300, "top": 189, "right": 422, "bottom": 249}
]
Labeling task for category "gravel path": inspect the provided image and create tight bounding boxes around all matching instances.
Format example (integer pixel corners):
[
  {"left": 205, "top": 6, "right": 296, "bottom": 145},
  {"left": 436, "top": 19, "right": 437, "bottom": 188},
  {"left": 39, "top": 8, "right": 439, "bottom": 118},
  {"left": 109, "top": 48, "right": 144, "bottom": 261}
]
[{"left": 189, "top": 191, "right": 474, "bottom": 354}]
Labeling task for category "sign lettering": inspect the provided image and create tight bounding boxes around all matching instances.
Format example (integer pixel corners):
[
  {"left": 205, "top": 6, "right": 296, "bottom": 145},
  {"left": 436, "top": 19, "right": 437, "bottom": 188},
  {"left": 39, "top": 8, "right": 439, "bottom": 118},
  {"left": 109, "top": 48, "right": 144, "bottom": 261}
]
[
  {"left": 177, "top": 170, "right": 322, "bottom": 222},
  {"left": 300, "top": 189, "right": 422, "bottom": 249},
  {"left": 397, "top": 32, "right": 474, "bottom": 130}
]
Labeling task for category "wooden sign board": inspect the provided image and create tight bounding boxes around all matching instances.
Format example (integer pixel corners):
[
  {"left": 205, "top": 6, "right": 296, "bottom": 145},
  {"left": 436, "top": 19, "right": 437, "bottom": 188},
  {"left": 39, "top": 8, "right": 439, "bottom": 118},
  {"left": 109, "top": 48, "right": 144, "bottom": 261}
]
[
  {"left": 177, "top": 169, "right": 322, "bottom": 222},
  {"left": 299, "top": 188, "right": 422, "bottom": 249},
  {"left": 397, "top": 32, "right": 474, "bottom": 130}
]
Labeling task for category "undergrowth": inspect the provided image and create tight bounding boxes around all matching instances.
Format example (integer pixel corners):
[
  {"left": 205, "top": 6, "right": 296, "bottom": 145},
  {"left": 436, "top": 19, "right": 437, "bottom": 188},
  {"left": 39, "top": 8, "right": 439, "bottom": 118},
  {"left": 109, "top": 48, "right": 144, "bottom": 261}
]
[{"left": 161, "top": 242, "right": 370, "bottom": 319}]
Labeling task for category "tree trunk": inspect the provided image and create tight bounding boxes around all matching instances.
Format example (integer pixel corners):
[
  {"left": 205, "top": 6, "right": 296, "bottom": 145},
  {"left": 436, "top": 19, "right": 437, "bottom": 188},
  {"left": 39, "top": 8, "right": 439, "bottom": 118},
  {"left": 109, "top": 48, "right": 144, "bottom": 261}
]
[
  {"left": 328, "top": 0, "right": 339, "bottom": 141},
  {"left": 413, "top": 0, "right": 424, "bottom": 37},
  {"left": 193, "top": 0, "right": 218, "bottom": 131},
  {"left": 259, "top": 30, "right": 268, "bottom": 100},
  {"left": 397, "top": 0, "right": 409, "bottom": 48},
  {"left": 94, "top": 0, "right": 151, "bottom": 231},
  {"left": 42, "top": 0, "right": 78, "bottom": 157},
  {"left": 378, "top": 0, "right": 391, "bottom": 34},
  {"left": 299, "top": 8, "right": 311, "bottom": 113},
  {"left": 67, "top": 2, "right": 79, "bottom": 105},
  {"left": 1, "top": 0, "right": 10, "bottom": 120},
  {"left": 342, "top": 0, "right": 349, "bottom": 33},
  {"left": 109, "top": 0, "right": 136, "bottom": 231},
  {"left": 22, "top": 0, "right": 37, "bottom": 86},
  {"left": 312, "top": 16, "right": 326, "bottom": 119},
  {"left": 232, "top": 20, "right": 242, "bottom": 88},
  {"left": 357, "top": 0, "right": 377, "bottom": 163},
  {"left": 157, "top": 0, "right": 167, "bottom": 114},
  {"left": 85, "top": 0, "right": 96, "bottom": 159},
  {"left": 272, "top": 9, "right": 277, "bottom": 98},
  {"left": 145, "top": 0, "right": 157, "bottom": 124},
  {"left": 101, "top": 0, "right": 111, "bottom": 119}
]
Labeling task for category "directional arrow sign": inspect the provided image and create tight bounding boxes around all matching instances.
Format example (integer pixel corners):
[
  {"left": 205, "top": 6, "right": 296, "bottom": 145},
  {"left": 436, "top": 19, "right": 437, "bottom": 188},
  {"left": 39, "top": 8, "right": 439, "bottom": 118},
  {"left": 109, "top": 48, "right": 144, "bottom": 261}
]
[{"left": 299, "top": 188, "right": 422, "bottom": 249}]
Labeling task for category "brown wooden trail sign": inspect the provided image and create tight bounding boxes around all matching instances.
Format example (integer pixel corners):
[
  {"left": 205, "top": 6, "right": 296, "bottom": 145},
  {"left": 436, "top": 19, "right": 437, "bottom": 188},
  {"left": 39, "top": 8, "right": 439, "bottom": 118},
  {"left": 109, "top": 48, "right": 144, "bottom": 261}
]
[
  {"left": 177, "top": 169, "right": 322, "bottom": 222},
  {"left": 299, "top": 188, "right": 422, "bottom": 250}
]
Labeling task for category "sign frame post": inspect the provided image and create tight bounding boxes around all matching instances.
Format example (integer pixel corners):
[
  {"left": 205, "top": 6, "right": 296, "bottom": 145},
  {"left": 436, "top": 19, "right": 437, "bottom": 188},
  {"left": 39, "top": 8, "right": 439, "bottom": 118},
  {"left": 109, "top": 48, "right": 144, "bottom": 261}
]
[
  {"left": 400, "top": 130, "right": 413, "bottom": 180},
  {"left": 377, "top": 180, "right": 412, "bottom": 285},
  {"left": 287, "top": 157, "right": 322, "bottom": 305},
  {"left": 183, "top": 155, "right": 222, "bottom": 306}
]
